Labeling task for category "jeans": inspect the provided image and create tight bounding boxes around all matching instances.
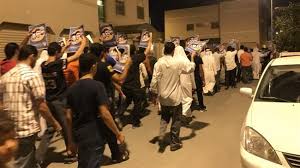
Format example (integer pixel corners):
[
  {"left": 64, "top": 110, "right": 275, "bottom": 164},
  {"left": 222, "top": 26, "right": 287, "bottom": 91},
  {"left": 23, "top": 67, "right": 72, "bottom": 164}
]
[
  {"left": 159, "top": 104, "right": 182, "bottom": 146},
  {"left": 241, "top": 66, "right": 252, "bottom": 84},
  {"left": 236, "top": 63, "right": 242, "bottom": 82},
  {"left": 73, "top": 122, "right": 105, "bottom": 168},
  {"left": 195, "top": 78, "right": 205, "bottom": 108},
  {"left": 214, "top": 70, "right": 221, "bottom": 92},
  {"left": 14, "top": 135, "right": 40, "bottom": 168},
  {"left": 36, "top": 99, "right": 69, "bottom": 163}
]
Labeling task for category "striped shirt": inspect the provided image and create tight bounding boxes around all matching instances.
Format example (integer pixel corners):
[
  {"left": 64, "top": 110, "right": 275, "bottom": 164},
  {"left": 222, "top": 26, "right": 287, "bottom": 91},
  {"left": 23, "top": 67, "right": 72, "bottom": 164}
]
[{"left": 0, "top": 63, "right": 46, "bottom": 138}]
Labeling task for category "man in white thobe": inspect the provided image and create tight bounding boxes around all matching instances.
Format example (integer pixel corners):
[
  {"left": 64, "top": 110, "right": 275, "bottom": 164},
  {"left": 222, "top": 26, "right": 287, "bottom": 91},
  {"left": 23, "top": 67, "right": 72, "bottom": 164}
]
[
  {"left": 251, "top": 47, "right": 263, "bottom": 79},
  {"left": 202, "top": 49, "right": 217, "bottom": 95}
]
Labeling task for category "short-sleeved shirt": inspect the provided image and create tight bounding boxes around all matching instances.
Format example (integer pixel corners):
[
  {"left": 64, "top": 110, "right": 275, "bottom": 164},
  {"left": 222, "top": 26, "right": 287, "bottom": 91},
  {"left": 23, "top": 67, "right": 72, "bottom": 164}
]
[
  {"left": 66, "top": 79, "right": 108, "bottom": 131},
  {"left": 64, "top": 60, "right": 79, "bottom": 87},
  {"left": 0, "top": 63, "right": 45, "bottom": 138},
  {"left": 94, "top": 61, "right": 115, "bottom": 97},
  {"left": 188, "top": 55, "right": 203, "bottom": 82},
  {"left": 41, "top": 59, "right": 67, "bottom": 101},
  {"left": 122, "top": 53, "right": 146, "bottom": 90},
  {"left": 0, "top": 59, "right": 16, "bottom": 75}
]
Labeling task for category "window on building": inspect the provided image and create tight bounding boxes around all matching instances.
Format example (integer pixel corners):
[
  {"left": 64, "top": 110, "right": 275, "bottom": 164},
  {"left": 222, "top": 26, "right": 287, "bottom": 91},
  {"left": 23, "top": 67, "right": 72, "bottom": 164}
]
[
  {"left": 187, "top": 24, "right": 194, "bottom": 31},
  {"left": 137, "top": 6, "right": 144, "bottom": 19},
  {"left": 211, "top": 21, "right": 220, "bottom": 29},
  {"left": 97, "top": 0, "right": 105, "bottom": 22},
  {"left": 116, "top": 0, "right": 125, "bottom": 16}
]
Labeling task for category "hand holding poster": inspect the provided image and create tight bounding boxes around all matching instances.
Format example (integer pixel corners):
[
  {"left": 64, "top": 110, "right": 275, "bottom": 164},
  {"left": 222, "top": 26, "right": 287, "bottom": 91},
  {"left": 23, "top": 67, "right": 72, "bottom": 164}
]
[
  {"left": 28, "top": 24, "right": 48, "bottom": 49},
  {"left": 68, "top": 25, "right": 84, "bottom": 53},
  {"left": 100, "top": 24, "right": 117, "bottom": 47},
  {"left": 139, "top": 30, "right": 152, "bottom": 48}
]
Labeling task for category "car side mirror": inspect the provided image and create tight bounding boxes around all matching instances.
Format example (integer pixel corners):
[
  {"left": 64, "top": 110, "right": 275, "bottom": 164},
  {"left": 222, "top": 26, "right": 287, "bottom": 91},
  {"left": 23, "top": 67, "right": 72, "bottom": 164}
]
[{"left": 240, "top": 87, "right": 253, "bottom": 98}]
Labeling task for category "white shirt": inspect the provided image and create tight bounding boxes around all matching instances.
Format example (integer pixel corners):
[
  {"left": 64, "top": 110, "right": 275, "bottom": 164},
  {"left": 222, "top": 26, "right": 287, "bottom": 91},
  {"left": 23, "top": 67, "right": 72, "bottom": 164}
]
[
  {"left": 225, "top": 50, "right": 237, "bottom": 71},
  {"left": 150, "top": 55, "right": 195, "bottom": 106},
  {"left": 237, "top": 49, "right": 244, "bottom": 63},
  {"left": 213, "top": 52, "right": 222, "bottom": 71}
]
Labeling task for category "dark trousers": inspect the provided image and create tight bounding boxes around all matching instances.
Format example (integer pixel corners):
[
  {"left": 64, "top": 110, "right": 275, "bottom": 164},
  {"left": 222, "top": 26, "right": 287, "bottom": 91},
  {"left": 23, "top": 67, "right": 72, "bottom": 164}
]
[
  {"left": 195, "top": 78, "right": 205, "bottom": 108},
  {"left": 36, "top": 99, "right": 69, "bottom": 163},
  {"left": 241, "top": 66, "right": 252, "bottom": 84},
  {"left": 226, "top": 68, "right": 237, "bottom": 87},
  {"left": 236, "top": 63, "right": 242, "bottom": 82},
  {"left": 73, "top": 122, "right": 105, "bottom": 168},
  {"left": 159, "top": 104, "right": 182, "bottom": 146},
  {"left": 15, "top": 135, "right": 40, "bottom": 168},
  {"left": 122, "top": 87, "right": 144, "bottom": 125}
]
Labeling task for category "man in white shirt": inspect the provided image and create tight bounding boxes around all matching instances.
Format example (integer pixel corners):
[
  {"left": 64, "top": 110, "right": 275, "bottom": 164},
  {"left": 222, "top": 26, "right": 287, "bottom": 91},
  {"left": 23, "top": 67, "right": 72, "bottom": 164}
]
[
  {"left": 224, "top": 46, "right": 238, "bottom": 89},
  {"left": 237, "top": 45, "right": 245, "bottom": 83},
  {"left": 150, "top": 42, "right": 195, "bottom": 152}
]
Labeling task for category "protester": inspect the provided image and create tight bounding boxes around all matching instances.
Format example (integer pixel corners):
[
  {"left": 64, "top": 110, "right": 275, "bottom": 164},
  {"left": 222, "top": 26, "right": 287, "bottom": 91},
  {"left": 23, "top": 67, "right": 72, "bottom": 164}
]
[
  {"left": 0, "top": 111, "right": 18, "bottom": 168},
  {"left": 213, "top": 48, "right": 223, "bottom": 93},
  {"left": 65, "top": 53, "right": 125, "bottom": 168},
  {"left": 36, "top": 37, "right": 87, "bottom": 164},
  {"left": 150, "top": 42, "right": 195, "bottom": 152},
  {"left": 90, "top": 43, "right": 131, "bottom": 163},
  {"left": 252, "top": 47, "right": 263, "bottom": 79},
  {"left": 0, "top": 45, "right": 62, "bottom": 168},
  {"left": 121, "top": 35, "right": 152, "bottom": 128},
  {"left": 139, "top": 62, "right": 149, "bottom": 108},
  {"left": 202, "top": 48, "right": 217, "bottom": 95},
  {"left": 173, "top": 46, "right": 195, "bottom": 122},
  {"left": 236, "top": 45, "right": 245, "bottom": 83},
  {"left": 240, "top": 47, "right": 253, "bottom": 84},
  {"left": 224, "top": 46, "right": 238, "bottom": 89}
]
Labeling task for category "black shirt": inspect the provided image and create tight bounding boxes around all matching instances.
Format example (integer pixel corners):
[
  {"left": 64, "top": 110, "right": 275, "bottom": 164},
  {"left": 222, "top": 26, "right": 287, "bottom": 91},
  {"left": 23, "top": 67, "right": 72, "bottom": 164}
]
[
  {"left": 188, "top": 55, "right": 203, "bottom": 82},
  {"left": 41, "top": 59, "right": 67, "bottom": 101},
  {"left": 66, "top": 79, "right": 108, "bottom": 130},
  {"left": 94, "top": 61, "right": 115, "bottom": 97},
  {"left": 122, "top": 53, "right": 146, "bottom": 90}
]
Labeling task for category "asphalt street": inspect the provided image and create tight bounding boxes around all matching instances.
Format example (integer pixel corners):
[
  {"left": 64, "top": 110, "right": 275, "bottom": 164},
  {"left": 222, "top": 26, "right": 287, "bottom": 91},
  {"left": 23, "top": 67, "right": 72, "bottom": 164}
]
[{"left": 46, "top": 82, "right": 256, "bottom": 168}]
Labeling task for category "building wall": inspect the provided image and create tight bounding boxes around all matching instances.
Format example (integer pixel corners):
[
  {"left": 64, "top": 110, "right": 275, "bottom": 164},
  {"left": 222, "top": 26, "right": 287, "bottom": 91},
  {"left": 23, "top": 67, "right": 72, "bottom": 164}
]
[
  {"left": 104, "top": 0, "right": 150, "bottom": 26},
  {"left": 165, "top": 5, "right": 219, "bottom": 40},
  {"left": 165, "top": 0, "right": 260, "bottom": 45},
  {"left": 220, "top": 0, "right": 260, "bottom": 45},
  {"left": 0, "top": 0, "right": 99, "bottom": 34}
]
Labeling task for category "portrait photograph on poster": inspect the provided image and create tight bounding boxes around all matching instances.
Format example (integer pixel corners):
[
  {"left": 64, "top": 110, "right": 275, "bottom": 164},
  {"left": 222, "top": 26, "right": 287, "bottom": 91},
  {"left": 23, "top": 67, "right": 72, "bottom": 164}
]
[
  {"left": 100, "top": 24, "right": 117, "bottom": 47},
  {"left": 28, "top": 24, "right": 48, "bottom": 49},
  {"left": 68, "top": 25, "right": 84, "bottom": 53}
]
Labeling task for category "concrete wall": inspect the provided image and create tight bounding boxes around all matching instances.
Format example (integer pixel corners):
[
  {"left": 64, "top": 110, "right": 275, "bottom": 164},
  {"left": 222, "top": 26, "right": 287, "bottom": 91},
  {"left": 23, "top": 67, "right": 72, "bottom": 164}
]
[
  {"left": 220, "top": 0, "right": 260, "bottom": 44},
  {"left": 165, "top": 5, "right": 219, "bottom": 40},
  {"left": 0, "top": 0, "right": 99, "bottom": 35},
  {"left": 104, "top": 0, "right": 150, "bottom": 26}
]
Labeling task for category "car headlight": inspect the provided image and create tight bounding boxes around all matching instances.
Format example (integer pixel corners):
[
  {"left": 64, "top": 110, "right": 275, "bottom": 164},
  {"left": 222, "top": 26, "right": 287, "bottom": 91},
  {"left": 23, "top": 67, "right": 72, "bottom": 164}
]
[{"left": 241, "top": 126, "right": 281, "bottom": 165}]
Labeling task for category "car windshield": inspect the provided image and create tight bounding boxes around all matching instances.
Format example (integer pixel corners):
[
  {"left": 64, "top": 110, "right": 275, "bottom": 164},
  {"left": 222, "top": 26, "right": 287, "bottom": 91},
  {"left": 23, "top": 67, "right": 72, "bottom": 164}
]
[{"left": 255, "top": 65, "right": 300, "bottom": 103}]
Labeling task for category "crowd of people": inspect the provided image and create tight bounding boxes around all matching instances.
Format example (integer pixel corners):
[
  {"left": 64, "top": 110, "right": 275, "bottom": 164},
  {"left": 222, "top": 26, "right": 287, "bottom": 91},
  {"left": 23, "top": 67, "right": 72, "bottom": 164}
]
[{"left": 0, "top": 31, "right": 275, "bottom": 168}]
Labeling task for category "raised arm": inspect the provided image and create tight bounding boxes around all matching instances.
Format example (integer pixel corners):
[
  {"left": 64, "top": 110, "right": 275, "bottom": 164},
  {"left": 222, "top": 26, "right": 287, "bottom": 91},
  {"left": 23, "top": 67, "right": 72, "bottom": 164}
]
[
  {"left": 144, "top": 33, "right": 153, "bottom": 56},
  {"left": 67, "top": 36, "right": 87, "bottom": 63},
  {"left": 180, "top": 51, "right": 196, "bottom": 74}
]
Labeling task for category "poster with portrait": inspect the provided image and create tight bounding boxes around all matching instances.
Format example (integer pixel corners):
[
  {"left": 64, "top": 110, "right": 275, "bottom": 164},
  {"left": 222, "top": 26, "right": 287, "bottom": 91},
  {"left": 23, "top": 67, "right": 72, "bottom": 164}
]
[
  {"left": 100, "top": 24, "right": 117, "bottom": 47},
  {"left": 185, "top": 37, "right": 208, "bottom": 53},
  {"left": 116, "top": 33, "right": 128, "bottom": 45},
  {"left": 68, "top": 25, "right": 84, "bottom": 53},
  {"left": 228, "top": 39, "right": 238, "bottom": 49},
  {"left": 139, "top": 29, "right": 152, "bottom": 48},
  {"left": 57, "top": 37, "right": 66, "bottom": 47},
  {"left": 170, "top": 37, "right": 180, "bottom": 47},
  {"left": 28, "top": 24, "right": 48, "bottom": 49}
]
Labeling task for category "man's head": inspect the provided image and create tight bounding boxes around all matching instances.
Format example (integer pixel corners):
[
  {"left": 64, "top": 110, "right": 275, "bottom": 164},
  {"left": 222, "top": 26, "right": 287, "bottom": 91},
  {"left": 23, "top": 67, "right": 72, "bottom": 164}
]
[
  {"left": 79, "top": 53, "right": 98, "bottom": 77},
  {"left": 0, "top": 111, "right": 18, "bottom": 165},
  {"left": 164, "top": 42, "right": 175, "bottom": 56},
  {"left": 89, "top": 43, "right": 106, "bottom": 59},
  {"left": 18, "top": 45, "right": 38, "bottom": 68},
  {"left": 244, "top": 47, "right": 248, "bottom": 52},
  {"left": 240, "top": 45, "right": 245, "bottom": 50},
  {"left": 4, "top": 43, "right": 20, "bottom": 60},
  {"left": 47, "top": 42, "right": 62, "bottom": 58}
]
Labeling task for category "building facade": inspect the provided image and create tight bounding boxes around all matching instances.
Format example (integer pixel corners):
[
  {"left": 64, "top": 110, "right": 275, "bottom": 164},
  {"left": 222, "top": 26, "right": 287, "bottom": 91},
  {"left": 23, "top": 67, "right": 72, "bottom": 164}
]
[{"left": 165, "top": 0, "right": 268, "bottom": 47}]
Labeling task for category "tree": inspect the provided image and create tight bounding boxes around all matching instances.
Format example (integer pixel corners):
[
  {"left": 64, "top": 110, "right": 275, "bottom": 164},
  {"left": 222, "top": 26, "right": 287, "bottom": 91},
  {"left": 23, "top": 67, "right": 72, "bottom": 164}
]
[{"left": 273, "top": 2, "right": 300, "bottom": 52}]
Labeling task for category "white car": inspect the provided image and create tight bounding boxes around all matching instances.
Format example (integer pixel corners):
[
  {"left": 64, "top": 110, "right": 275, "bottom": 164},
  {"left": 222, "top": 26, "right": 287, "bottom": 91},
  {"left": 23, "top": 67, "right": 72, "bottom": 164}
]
[{"left": 240, "top": 52, "right": 300, "bottom": 168}]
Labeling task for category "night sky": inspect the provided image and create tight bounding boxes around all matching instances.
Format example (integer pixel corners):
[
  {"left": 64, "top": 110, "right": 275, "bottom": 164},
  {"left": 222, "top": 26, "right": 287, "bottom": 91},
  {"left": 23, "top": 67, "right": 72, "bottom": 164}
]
[{"left": 149, "top": 0, "right": 291, "bottom": 32}]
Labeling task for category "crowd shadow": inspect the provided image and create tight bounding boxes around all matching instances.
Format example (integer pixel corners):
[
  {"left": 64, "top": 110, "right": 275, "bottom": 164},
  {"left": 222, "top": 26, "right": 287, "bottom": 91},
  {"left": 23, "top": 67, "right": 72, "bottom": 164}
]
[
  {"left": 149, "top": 121, "right": 209, "bottom": 153},
  {"left": 41, "top": 147, "right": 76, "bottom": 168}
]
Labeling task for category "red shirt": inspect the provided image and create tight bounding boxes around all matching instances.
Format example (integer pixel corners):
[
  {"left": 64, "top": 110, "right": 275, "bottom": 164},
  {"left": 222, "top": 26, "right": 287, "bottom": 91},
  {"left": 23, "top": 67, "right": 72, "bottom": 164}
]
[
  {"left": 240, "top": 52, "right": 253, "bottom": 67},
  {"left": 64, "top": 60, "right": 79, "bottom": 87},
  {"left": 0, "top": 59, "right": 17, "bottom": 75}
]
